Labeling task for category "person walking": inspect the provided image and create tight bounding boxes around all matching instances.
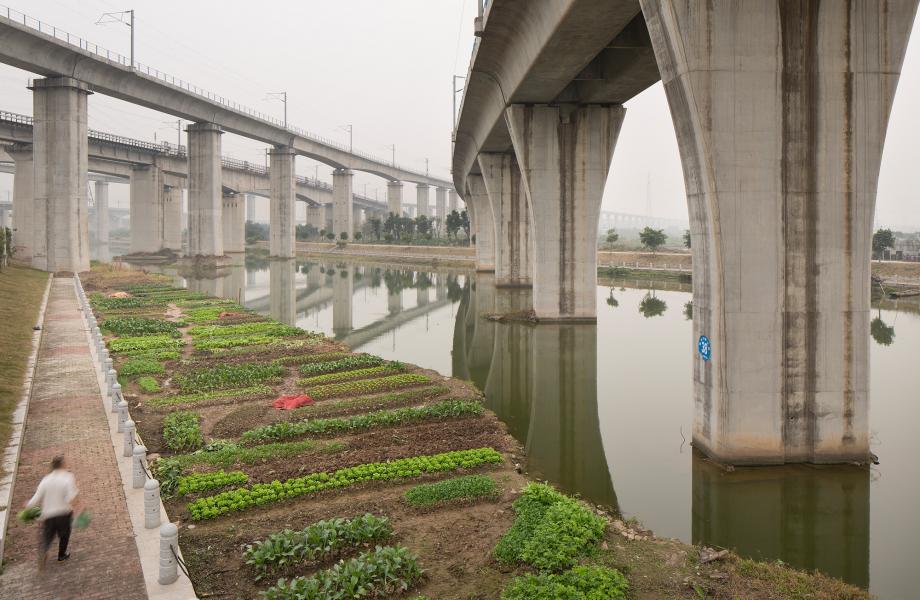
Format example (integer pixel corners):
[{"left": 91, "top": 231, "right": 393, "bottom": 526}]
[{"left": 24, "top": 455, "right": 80, "bottom": 570}]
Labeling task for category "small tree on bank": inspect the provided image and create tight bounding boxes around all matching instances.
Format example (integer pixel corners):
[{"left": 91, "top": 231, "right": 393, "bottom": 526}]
[
  {"left": 683, "top": 230, "right": 691, "bottom": 249},
  {"left": 605, "top": 228, "right": 619, "bottom": 244},
  {"left": 872, "top": 228, "right": 895, "bottom": 261},
  {"left": 639, "top": 227, "right": 667, "bottom": 252}
]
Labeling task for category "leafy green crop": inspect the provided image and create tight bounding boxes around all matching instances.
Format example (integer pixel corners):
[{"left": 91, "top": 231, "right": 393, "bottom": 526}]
[
  {"left": 119, "top": 357, "right": 165, "bottom": 379},
  {"left": 188, "top": 322, "right": 302, "bottom": 338},
  {"left": 501, "top": 565, "right": 628, "bottom": 600},
  {"left": 166, "top": 438, "right": 339, "bottom": 469},
  {"left": 309, "top": 374, "right": 431, "bottom": 400},
  {"left": 102, "top": 316, "right": 180, "bottom": 337},
  {"left": 146, "top": 385, "right": 273, "bottom": 407},
  {"left": 404, "top": 474, "right": 498, "bottom": 507},
  {"left": 187, "top": 447, "right": 503, "bottom": 520},
  {"left": 291, "top": 386, "right": 450, "bottom": 418},
  {"left": 162, "top": 411, "right": 204, "bottom": 451},
  {"left": 298, "top": 364, "right": 405, "bottom": 388},
  {"left": 242, "top": 399, "right": 483, "bottom": 443},
  {"left": 174, "top": 363, "right": 284, "bottom": 392},
  {"left": 263, "top": 545, "right": 422, "bottom": 599},
  {"left": 244, "top": 513, "right": 393, "bottom": 580},
  {"left": 177, "top": 470, "right": 248, "bottom": 496},
  {"left": 298, "top": 354, "right": 384, "bottom": 376},
  {"left": 91, "top": 294, "right": 160, "bottom": 310},
  {"left": 193, "top": 334, "right": 281, "bottom": 350},
  {"left": 109, "top": 335, "right": 184, "bottom": 354},
  {"left": 494, "top": 483, "right": 606, "bottom": 572},
  {"left": 136, "top": 376, "right": 161, "bottom": 393},
  {"left": 275, "top": 352, "right": 351, "bottom": 367}
]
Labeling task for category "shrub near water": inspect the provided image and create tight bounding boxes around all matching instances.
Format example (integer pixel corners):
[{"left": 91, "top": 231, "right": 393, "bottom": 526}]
[
  {"left": 494, "top": 483, "right": 606, "bottom": 572},
  {"left": 501, "top": 565, "right": 628, "bottom": 600},
  {"left": 244, "top": 513, "right": 393, "bottom": 580},
  {"left": 162, "top": 411, "right": 204, "bottom": 451},
  {"left": 404, "top": 474, "right": 498, "bottom": 507},
  {"left": 174, "top": 362, "right": 284, "bottom": 392},
  {"left": 263, "top": 545, "right": 422, "bottom": 600}
]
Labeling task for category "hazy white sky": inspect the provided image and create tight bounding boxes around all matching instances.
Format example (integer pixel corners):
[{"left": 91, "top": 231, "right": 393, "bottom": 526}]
[{"left": 0, "top": 1, "right": 917, "bottom": 228}]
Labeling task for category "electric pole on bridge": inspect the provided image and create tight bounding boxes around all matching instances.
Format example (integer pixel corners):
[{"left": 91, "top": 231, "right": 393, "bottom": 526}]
[{"left": 96, "top": 9, "right": 135, "bottom": 69}]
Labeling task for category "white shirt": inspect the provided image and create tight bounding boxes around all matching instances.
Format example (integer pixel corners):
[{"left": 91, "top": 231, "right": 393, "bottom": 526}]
[{"left": 27, "top": 470, "right": 78, "bottom": 519}]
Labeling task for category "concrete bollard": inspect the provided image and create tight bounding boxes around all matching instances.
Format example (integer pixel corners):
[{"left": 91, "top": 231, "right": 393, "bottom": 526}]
[
  {"left": 99, "top": 347, "right": 109, "bottom": 364},
  {"left": 110, "top": 382, "right": 122, "bottom": 413},
  {"left": 158, "top": 522, "right": 179, "bottom": 585},
  {"left": 117, "top": 400, "right": 129, "bottom": 432},
  {"left": 107, "top": 368, "right": 117, "bottom": 395},
  {"left": 123, "top": 420, "right": 135, "bottom": 458},
  {"left": 133, "top": 445, "right": 147, "bottom": 489},
  {"left": 144, "top": 480, "right": 162, "bottom": 529}
]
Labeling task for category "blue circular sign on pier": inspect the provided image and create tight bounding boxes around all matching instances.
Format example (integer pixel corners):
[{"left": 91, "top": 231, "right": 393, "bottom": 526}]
[{"left": 698, "top": 335, "right": 712, "bottom": 361}]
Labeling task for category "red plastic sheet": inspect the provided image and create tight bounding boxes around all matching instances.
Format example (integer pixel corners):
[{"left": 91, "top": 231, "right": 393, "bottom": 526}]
[{"left": 272, "top": 394, "right": 314, "bottom": 410}]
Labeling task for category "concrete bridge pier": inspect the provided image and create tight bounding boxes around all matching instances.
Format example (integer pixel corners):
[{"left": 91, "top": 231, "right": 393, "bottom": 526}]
[
  {"left": 332, "top": 168, "right": 354, "bottom": 240},
  {"left": 477, "top": 153, "right": 532, "bottom": 288},
  {"left": 186, "top": 122, "right": 224, "bottom": 257},
  {"left": 270, "top": 146, "right": 296, "bottom": 257},
  {"left": 465, "top": 174, "right": 495, "bottom": 272},
  {"left": 246, "top": 194, "right": 256, "bottom": 222},
  {"left": 269, "top": 259, "right": 297, "bottom": 326},
  {"left": 129, "top": 163, "right": 166, "bottom": 253},
  {"left": 506, "top": 104, "right": 624, "bottom": 320},
  {"left": 435, "top": 187, "right": 447, "bottom": 232},
  {"left": 8, "top": 143, "right": 33, "bottom": 261},
  {"left": 448, "top": 189, "right": 459, "bottom": 214},
  {"left": 352, "top": 206, "right": 364, "bottom": 233},
  {"left": 387, "top": 181, "right": 403, "bottom": 216},
  {"left": 307, "top": 205, "right": 324, "bottom": 231},
  {"left": 332, "top": 264, "right": 354, "bottom": 337},
  {"left": 162, "top": 185, "right": 182, "bottom": 252},
  {"left": 642, "top": 0, "right": 918, "bottom": 464},
  {"left": 387, "top": 286, "right": 403, "bottom": 315},
  {"left": 416, "top": 282, "right": 429, "bottom": 307},
  {"left": 416, "top": 184, "right": 430, "bottom": 218},
  {"left": 94, "top": 181, "right": 110, "bottom": 261},
  {"left": 30, "top": 77, "right": 91, "bottom": 272},
  {"left": 221, "top": 193, "right": 246, "bottom": 253}
]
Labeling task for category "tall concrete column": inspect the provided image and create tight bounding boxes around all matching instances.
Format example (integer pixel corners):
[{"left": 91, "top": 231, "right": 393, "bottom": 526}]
[
  {"left": 506, "top": 104, "right": 624, "bottom": 320},
  {"left": 387, "top": 181, "right": 403, "bottom": 216},
  {"left": 9, "top": 144, "right": 34, "bottom": 261},
  {"left": 332, "top": 168, "right": 354, "bottom": 239},
  {"left": 641, "top": 0, "right": 918, "bottom": 464},
  {"left": 416, "top": 184, "right": 430, "bottom": 218},
  {"left": 186, "top": 122, "right": 224, "bottom": 257},
  {"left": 270, "top": 146, "right": 296, "bottom": 257},
  {"left": 94, "top": 181, "right": 110, "bottom": 261},
  {"left": 221, "top": 193, "right": 245, "bottom": 253},
  {"left": 435, "top": 187, "right": 447, "bottom": 232},
  {"left": 448, "top": 189, "right": 459, "bottom": 214},
  {"left": 30, "top": 77, "right": 91, "bottom": 272},
  {"left": 477, "top": 153, "right": 532, "bottom": 287},
  {"left": 465, "top": 175, "right": 495, "bottom": 272},
  {"left": 332, "top": 264, "right": 354, "bottom": 337},
  {"left": 307, "top": 205, "right": 324, "bottom": 230},
  {"left": 387, "top": 286, "right": 403, "bottom": 315},
  {"left": 269, "top": 259, "right": 297, "bottom": 326},
  {"left": 324, "top": 204, "right": 334, "bottom": 233},
  {"left": 352, "top": 206, "right": 364, "bottom": 233},
  {"left": 130, "top": 163, "right": 165, "bottom": 253},
  {"left": 162, "top": 185, "right": 182, "bottom": 251},
  {"left": 246, "top": 193, "right": 256, "bottom": 222}
]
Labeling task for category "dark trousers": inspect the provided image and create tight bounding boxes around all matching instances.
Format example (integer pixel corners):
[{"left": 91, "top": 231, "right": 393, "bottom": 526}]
[{"left": 39, "top": 512, "right": 72, "bottom": 559}]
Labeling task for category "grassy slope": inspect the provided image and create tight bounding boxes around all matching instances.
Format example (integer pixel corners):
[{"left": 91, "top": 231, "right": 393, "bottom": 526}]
[{"left": 0, "top": 266, "right": 48, "bottom": 476}]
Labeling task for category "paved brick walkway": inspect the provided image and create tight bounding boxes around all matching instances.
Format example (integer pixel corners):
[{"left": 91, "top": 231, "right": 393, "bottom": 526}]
[{"left": 0, "top": 278, "right": 147, "bottom": 600}]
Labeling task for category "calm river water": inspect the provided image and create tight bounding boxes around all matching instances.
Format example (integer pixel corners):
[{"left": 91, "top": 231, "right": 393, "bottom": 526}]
[{"left": 170, "top": 255, "right": 919, "bottom": 599}]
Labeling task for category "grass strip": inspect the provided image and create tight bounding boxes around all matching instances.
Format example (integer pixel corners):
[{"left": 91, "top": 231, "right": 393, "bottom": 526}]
[
  {"left": 146, "top": 385, "right": 273, "bottom": 407},
  {"left": 187, "top": 447, "right": 503, "bottom": 520},
  {"left": 263, "top": 545, "right": 422, "bottom": 600},
  {"left": 494, "top": 482, "right": 606, "bottom": 572},
  {"left": 309, "top": 373, "right": 432, "bottom": 400},
  {"left": 244, "top": 513, "right": 393, "bottom": 580},
  {"left": 404, "top": 474, "right": 498, "bottom": 507},
  {"left": 177, "top": 470, "right": 249, "bottom": 496},
  {"left": 242, "top": 398, "right": 483, "bottom": 443},
  {"left": 298, "top": 364, "right": 405, "bottom": 388}
]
